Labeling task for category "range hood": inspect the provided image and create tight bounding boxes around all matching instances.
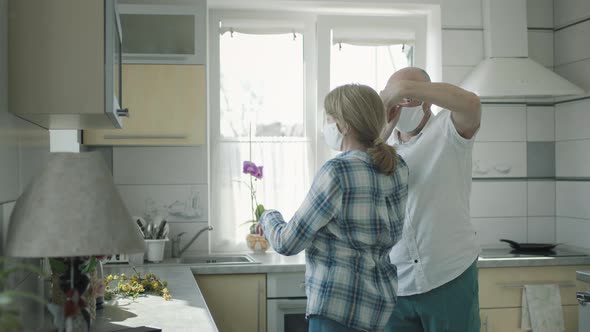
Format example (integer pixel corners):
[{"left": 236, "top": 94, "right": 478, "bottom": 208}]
[{"left": 460, "top": 0, "right": 584, "bottom": 99}]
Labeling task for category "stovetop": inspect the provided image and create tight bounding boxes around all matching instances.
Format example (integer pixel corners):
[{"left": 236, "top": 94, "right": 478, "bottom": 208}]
[{"left": 480, "top": 247, "right": 589, "bottom": 259}]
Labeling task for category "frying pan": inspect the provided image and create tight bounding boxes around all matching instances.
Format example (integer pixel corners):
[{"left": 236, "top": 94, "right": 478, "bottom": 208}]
[{"left": 500, "top": 239, "right": 560, "bottom": 251}]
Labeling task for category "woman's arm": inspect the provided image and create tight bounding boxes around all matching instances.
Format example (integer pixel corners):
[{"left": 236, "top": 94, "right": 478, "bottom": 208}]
[{"left": 260, "top": 161, "right": 342, "bottom": 255}]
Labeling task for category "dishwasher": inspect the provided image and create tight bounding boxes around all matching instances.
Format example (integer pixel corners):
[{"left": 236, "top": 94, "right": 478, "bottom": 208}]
[{"left": 578, "top": 290, "right": 590, "bottom": 331}]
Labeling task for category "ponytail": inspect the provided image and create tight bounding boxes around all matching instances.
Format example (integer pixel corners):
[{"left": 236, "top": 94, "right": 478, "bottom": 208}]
[{"left": 367, "top": 137, "right": 398, "bottom": 176}]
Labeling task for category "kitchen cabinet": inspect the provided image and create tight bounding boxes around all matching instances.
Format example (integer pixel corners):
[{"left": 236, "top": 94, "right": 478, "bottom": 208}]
[
  {"left": 82, "top": 64, "right": 206, "bottom": 146},
  {"left": 195, "top": 274, "right": 266, "bottom": 332},
  {"left": 118, "top": 3, "right": 206, "bottom": 65},
  {"left": 8, "top": 0, "right": 125, "bottom": 129},
  {"left": 478, "top": 265, "right": 589, "bottom": 331}
]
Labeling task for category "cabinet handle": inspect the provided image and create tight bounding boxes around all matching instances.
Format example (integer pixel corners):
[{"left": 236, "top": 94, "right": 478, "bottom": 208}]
[
  {"left": 257, "top": 280, "right": 261, "bottom": 332},
  {"left": 484, "top": 315, "right": 488, "bottom": 332},
  {"left": 497, "top": 281, "right": 575, "bottom": 288},
  {"left": 103, "top": 135, "right": 187, "bottom": 140},
  {"left": 117, "top": 108, "right": 130, "bottom": 117}
]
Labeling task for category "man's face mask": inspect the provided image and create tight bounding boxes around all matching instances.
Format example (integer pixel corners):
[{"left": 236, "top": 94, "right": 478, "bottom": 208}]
[{"left": 396, "top": 102, "right": 424, "bottom": 133}]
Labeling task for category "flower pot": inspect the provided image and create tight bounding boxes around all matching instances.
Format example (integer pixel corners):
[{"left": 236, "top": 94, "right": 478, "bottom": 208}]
[
  {"left": 246, "top": 234, "right": 269, "bottom": 253},
  {"left": 145, "top": 238, "right": 168, "bottom": 263}
]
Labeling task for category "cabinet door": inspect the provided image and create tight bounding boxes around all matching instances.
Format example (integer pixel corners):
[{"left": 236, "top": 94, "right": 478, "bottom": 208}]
[
  {"left": 196, "top": 274, "right": 266, "bottom": 332},
  {"left": 83, "top": 64, "right": 206, "bottom": 146},
  {"left": 118, "top": 2, "right": 206, "bottom": 65},
  {"left": 478, "top": 265, "right": 589, "bottom": 308},
  {"left": 480, "top": 306, "right": 578, "bottom": 332}
]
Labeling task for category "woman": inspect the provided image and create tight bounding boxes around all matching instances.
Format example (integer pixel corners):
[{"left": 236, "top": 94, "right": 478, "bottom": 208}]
[{"left": 259, "top": 84, "right": 409, "bottom": 332}]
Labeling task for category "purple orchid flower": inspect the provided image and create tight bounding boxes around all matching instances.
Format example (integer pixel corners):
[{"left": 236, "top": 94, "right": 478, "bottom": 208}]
[
  {"left": 254, "top": 166, "right": 263, "bottom": 180},
  {"left": 243, "top": 161, "right": 257, "bottom": 176},
  {"left": 243, "top": 161, "right": 264, "bottom": 180}
]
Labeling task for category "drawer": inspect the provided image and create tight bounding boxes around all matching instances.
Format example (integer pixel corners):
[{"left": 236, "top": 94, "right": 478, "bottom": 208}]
[
  {"left": 480, "top": 305, "right": 578, "bottom": 332},
  {"left": 267, "top": 272, "right": 306, "bottom": 298},
  {"left": 478, "top": 265, "right": 589, "bottom": 308}
]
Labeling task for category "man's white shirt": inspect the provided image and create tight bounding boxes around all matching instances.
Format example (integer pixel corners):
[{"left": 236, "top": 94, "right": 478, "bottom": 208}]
[{"left": 389, "top": 110, "right": 481, "bottom": 296}]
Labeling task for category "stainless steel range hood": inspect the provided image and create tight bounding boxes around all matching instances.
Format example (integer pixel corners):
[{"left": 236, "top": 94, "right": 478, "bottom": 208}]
[{"left": 460, "top": 0, "right": 584, "bottom": 99}]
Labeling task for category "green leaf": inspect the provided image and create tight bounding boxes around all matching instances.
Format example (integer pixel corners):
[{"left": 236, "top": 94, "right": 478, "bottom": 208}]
[
  {"left": 49, "top": 258, "right": 67, "bottom": 274},
  {"left": 255, "top": 204, "right": 265, "bottom": 221}
]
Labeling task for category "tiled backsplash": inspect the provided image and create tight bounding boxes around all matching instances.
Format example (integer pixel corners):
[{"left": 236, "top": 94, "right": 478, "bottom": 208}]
[
  {"left": 112, "top": 146, "right": 210, "bottom": 256},
  {"left": 554, "top": 0, "right": 590, "bottom": 249}
]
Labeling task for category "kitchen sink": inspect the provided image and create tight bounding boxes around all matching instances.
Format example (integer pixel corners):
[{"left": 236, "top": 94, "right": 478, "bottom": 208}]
[{"left": 179, "top": 254, "right": 259, "bottom": 265}]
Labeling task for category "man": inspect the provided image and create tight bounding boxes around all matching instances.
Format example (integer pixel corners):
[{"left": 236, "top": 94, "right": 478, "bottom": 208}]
[{"left": 380, "top": 67, "right": 481, "bottom": 331}]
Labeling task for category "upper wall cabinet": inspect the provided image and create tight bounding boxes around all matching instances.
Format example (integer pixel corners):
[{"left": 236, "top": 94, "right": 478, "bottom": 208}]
[
  {"left": 82, "top": 64, "right": 206, "bottom": 146},
  {"left": 118, "top": 4, "right": 206, "bottom": 65},
  {"left": 8, "top": 0, "right": 127, "bottom": 129}
]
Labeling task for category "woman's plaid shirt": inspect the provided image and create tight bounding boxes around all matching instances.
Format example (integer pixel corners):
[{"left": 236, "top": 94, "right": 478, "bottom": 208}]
[{"left": 260, "top": 150, "right": 409, "bottom": 331}]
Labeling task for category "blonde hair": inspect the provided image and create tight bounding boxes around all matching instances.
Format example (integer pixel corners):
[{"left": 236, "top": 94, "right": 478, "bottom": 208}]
[{"left": 324, "top": 84, "right": 398, "bottom": 175}]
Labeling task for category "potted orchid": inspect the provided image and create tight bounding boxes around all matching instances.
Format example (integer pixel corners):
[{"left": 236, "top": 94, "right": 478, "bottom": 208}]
[{"left": 241, "top": 160, "right": 269, "bottom": 252}]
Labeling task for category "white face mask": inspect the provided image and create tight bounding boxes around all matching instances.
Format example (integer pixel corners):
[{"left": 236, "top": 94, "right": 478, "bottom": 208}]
[
  {"left": 323, "top": 122, "right": 344, "bottom": 151},
  {"left": 396, "top": 103, "right": 424, "bottom": 133}
]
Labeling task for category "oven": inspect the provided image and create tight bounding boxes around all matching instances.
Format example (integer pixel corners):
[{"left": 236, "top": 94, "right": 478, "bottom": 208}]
[{"left": 267, "top": 272, "right": 307, "bottom": 332}]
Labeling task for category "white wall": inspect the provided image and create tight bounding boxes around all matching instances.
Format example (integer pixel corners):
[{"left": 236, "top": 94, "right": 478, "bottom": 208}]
[
  {"left": 554, "top": 0, "right": 590, "bottom": 249},
  {"left": 447, "top": 0, "right": 558, "bottom": 247},
  {"left": 0, "top": 0, "right": 51, "bottom": 328}
]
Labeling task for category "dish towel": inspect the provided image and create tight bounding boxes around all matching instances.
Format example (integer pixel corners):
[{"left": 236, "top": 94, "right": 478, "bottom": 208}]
[{"left": 521, "top": 284, "right": 565, "bottom": 331}]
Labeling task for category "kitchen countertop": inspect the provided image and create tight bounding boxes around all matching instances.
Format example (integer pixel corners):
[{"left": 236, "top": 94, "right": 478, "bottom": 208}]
[
  {"left": 95, "top": 246, "right": 590, "bottom": 330},
  {"left": 477, "top": 245, "right": 590, "bottom": 268},
  {"left": 93, "top": 265, "right": 218, "bottom": 332},
  {"left": 578, "top": 271, "right": 590, "bottom": 284}
]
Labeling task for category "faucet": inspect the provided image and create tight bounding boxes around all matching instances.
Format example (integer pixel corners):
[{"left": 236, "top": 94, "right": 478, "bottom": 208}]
[{"left": 171, "top": 225, "right": 213, "bottom": 258}]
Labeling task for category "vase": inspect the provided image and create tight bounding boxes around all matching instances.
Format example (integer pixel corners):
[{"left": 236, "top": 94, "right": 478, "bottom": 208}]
[{"left": 246, "top": 234, "right": 269, "bottom": 253}]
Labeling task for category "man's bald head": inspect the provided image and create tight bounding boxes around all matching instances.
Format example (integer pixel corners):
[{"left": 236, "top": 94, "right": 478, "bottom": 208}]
[{"left": 389, "top": 67, "right": 431, "bottom": 84}]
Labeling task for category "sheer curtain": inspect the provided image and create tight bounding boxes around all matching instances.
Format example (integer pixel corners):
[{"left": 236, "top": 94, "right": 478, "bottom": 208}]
[
  {"left": 210, "top": 23, "right": 313, "bottom": 252},
  {"left": 211, "top": 139, "right": 311, "bottom": 252}
]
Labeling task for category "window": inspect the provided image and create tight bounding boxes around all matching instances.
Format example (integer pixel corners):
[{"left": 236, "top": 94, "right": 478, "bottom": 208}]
[
  {"left": 220, "top": 32, "right": 305, "bottom": 138},
  {"left": 210, "top": 14, "right": 314, "bottom": 252},
  {"left": 209, "top": 11, "right": 433, "bottom": 252},
  {"left": 330, "top": 44, "right": 412, "bottom": 91}
]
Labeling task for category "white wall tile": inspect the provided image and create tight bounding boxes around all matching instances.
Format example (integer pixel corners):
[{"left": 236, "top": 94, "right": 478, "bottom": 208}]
[
  {"left": 442, "top": 30, "right": 484, "bottom": 66},
  {"left": 2, "top": 201, "right": 15, "bottom": 248},
  {"left": 527, "top": 217, "right": 556, "bottom": 243},
  {"left": 528, "top": 30, "right": 554, "bottom": 68},
  {"left": 117, "top": 184, "right": 208, "bottom": 223},
  {"left": 555, "top": 58, "right": 590, "bottom": 92},
  {"left": 556, "top": 217, "right": 590, "bottom": 249},
  {"left": 441, "top": 0, "right": 483, "bottom": 28},
  {"left": 556, "top": 181, "right": 590, "bottom": 219},
  {"left": 554, "top": 20, "right": 590, "bottom": 66},
  {"left": 471, "top": 181, "right": 527, "bottom": 217},
  {"left": 442, "top": 66, "right": 474, "bottom": 85},
  {"left": 477, "top": 104, "right": 527, "bottom": 142},
  {"left": 472, "top": 217, "right": 527, "bottom": 246},
  {"left": 528, "top": 181, "right": 555, "bottom": 216},
  {"left": 556, "top": 140, "right": 590, "bottom": 177},
  {"left": 165, "top": 222, "right": 210, "bottom": 256},
  {"left": 472, "top": 143, "right": 527, "bottom": 178},
  {"left": 554, "top": 0, "right": 590, "bottom": 29},
  {"left": 113, "top": 146, "right": 208, "bottom": 185},
  {"left": 527, "top": 106, "right": 555, "bottom": 141},
  {"left": 17, "top": 120, "right": 50, "bottom": 193},
  {"left": 526, "top": 0, "right": 554, "bottom": 28},
  {"left": 555, "top": 99, "right": 590, "bottom": 141}
]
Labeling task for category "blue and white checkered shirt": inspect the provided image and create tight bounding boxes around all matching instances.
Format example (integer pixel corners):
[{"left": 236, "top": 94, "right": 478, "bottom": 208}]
[{"left": 260, "top": 150, "right": 409, "bottom": 331}]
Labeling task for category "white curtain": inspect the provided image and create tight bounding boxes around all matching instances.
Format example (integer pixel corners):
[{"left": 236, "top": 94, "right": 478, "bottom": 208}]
[{"left": 210, "top": 139, "right": 312, "bottom": 252}]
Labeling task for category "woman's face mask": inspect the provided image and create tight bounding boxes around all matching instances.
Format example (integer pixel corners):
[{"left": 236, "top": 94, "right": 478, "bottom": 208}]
[
  {"left": 323, "top": 122, "right": 344, "bottom": 151},
  {"left": 396, "top": 103, "right": 424, "bottom": 133}
]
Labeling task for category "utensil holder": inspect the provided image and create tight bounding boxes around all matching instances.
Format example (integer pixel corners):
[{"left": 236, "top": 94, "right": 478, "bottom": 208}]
[{"left": 145, "top": 238, "right": 168, "bottom": 263}]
